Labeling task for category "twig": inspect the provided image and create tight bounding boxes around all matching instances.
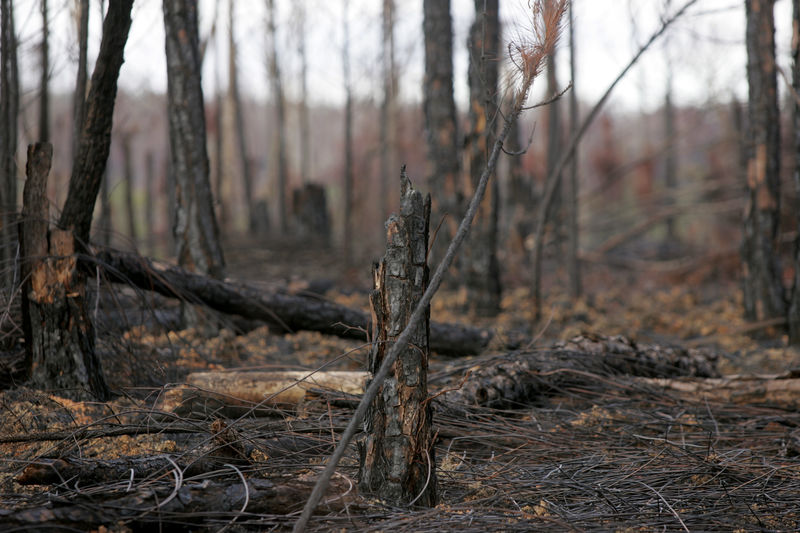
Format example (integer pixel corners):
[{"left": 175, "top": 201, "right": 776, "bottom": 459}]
[
  {"left": 638, "top": 480, "right": 690, "bottom": 532},
  {"left": 530, "top": 0, "right": 702, "bottom": 320}
]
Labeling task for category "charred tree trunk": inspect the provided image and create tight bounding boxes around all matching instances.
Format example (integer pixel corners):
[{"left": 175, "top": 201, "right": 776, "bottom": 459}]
[
  {"left": 266, "top": 0, "right": 288, "bottom": 235},
  {"left": 342, "top": 0, "right": 354, "bottom": 265},
  {"left": 566, "top": 0, "right": 581, "bottom": 299},
  {"left": 60, "top": 0, "right": 132, "bottom": 245},
  {"left": 144, "top": 151, "right": 156, "bottom": 253},
  {"left": 163, "top": 0, "right": 225, "bottom": 280},
  {"left": 788, "top": 0, "right": 800, "bottom": 343},
  {"left": 359, "top": 169, "right": 437, "bottom": 507},
  {"left": 742, "top": 0, "right": 783, "bottom": 323},
  {"left": 379, "top": 0, "right": 397, "bottom": 222},
  {"left": 38, "top": 0, "right": 49, "bottom": 142},
  {"left": 1, "top": 0, "right": 18, "bottom": 290},
  {"left": 121, "top": 133, "right": 137, "bottom": 247},
  {"left": 227, "top": 0, "right": 254, "bottom": 235},
  {"left": 212, "top": 1, "right": 226, "bottom": 232},
  {"left": 22, "top": 0, "right": 134, "bottom": 401},
  {"left": 72, "top": 0, "right": 88, "bottom": 161},
  {"left": 95, "top": 0, "right": 111, "bottom": 248},
  {"left": 663, "top": 61, "right": 677, "bottom": 242},
  {"left": 20, "top": 143, "right": 110, "bottom": 400},
  {"left": 462, "top": 0, "right": 501, "bottom": 317},
  {"left": 423, "top": 0, "right": 461, "bottom": 270},
  {"left": 296, "top": 3, "right": 310, "bottom": 185}
]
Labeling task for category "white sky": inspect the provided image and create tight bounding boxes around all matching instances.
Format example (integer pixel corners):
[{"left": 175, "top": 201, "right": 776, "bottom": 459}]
[{"left": 10, "top": 0, "right": 796, "bottom": 114}]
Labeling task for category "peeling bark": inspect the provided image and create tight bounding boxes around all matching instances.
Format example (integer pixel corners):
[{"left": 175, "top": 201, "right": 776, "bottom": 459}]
[{"left": 359, "top": 170, "right": 437, "bottom": 507}]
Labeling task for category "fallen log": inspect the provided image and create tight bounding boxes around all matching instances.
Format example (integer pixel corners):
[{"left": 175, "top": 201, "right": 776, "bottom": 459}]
[
  {"left": 15, "top": 455, "right": 216, "bottom": 486},
  {"left": 4, "top": 474, "right": 354, "bottom": 529},
  {"left": 440, "top": 334, "right": 720, "bottom": 408},
  {"left": 636, "top": 370, "right": 800, "bottom": 408},
  {"left": 88, "top": 248, "right": 491, "bottom": 356},
  {"left": 162, "top": 370, "right": 368, "bottom": 418},
  {"left": 160, "top": 335, "right": 720, "bottom": 416}
]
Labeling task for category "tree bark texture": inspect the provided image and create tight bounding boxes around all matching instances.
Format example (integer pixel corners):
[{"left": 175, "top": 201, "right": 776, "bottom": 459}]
[
  {"left": 1, "top": 0, "right": 19, "bottom": 290},
  {"left": 423, "top": 0, "right": 461, "bottom": 270},
  {"left": 462, "top": 0, "right": 501, "bottom": 316},
  {"left": 91, "top": 247, "right": 491, "bottom": 356},
  {"left": 72, "top": 0, "right": 88, "bottom": 161},
  {"left": 59, "top": 0, "right": 133, "bottom": 245},
  {"left": 788, "top": 0, "right": 800, "bottom": 343},
  {"left": 742, "top": 0, "right": 783, "bottom": 322},
  {"left": 267, "top": 0, "right": 288, "bottom": 235},
  {"left": 163, "top": 0, "right": 225, "bottom": 280},
  {"left": 38, "top": 0, "right": 49, "bottom": 142},
  {"left": 359, "top": 170, "right": 436, "bottom": 506},
  {"left": 227, "top": 0, "right": 255, "bottom": 235},
  {"left": 20, "top": 143, "right": 110, "bottom": 401}
]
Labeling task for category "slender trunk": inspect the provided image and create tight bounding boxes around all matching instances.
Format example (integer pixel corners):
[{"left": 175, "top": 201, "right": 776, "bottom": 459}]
[
  {"left": 38, "top": 0, "right": 49, "bottom": 142},
  {"left": 359, "top": 169, "right": 437, "bottom": 506},
  {"left": 534, "top": 44, "right": 562, "bottom": 319},
  {"left": 423, "top": 0, "right": 461, "bottom": 269},
  {"left": 96, "top": 0, "right": 110, "bottom": 247},
  {"left": 72, "top": 0, "right": 89, "bottom": 161},
  {"left": 266, "top": 0, "right": 288, "bottom": 235},
  {"left": 163, "top": 0, "right": 225, "bottom": 280},
  {"left": 566, "top": 0, "right": 581, "bottom": 298},
  {"left": 60, "top": 0, "right": 132, "bottom": 245},
  {"left": 379, "top": 0, "right": 397, "bottom": 222},
  {"left": 1, "top": 0, "right": 19, "bottom": 290},
  {"left": 462, "top": 0, "right": 501, "bottom": 316},
  {"left": 742, "top": 0, "right": 783, "bottom": 322},
  {"left": 787, "top": 0, "right": 800, "bottom": 342},
  {"left": 663, "top": 14, "right": 677, "bottom": 243},
  {"left": 227, "top": 0, "right": 254, "bottom": 235},
  {"left": 121, "top": 133, "right": 137, "bottom": 247},
  {"left": 144, "top": 150, "right": 156, "bottom": 254},
  {"left": 213, "top": 0, "right": 226, "bottom": 232},
  {"left": 296, "top": 3, "right": 310, "bottom": 185},
  {"left": 342, "top": 0, "right": 354, "bottom": 265}
]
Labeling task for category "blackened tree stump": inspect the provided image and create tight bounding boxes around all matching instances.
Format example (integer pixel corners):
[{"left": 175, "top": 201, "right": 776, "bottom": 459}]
[
  {"left": 20, "top": 143, "right": 110, "bottom": 401},
  {"left": 359, "top": 169, "right": 437, "bottom": 506}
]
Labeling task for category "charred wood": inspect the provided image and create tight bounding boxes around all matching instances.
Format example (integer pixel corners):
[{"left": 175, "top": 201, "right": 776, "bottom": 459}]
[{"left": 88, "top": 248, "right": 491, "bottom": 357}]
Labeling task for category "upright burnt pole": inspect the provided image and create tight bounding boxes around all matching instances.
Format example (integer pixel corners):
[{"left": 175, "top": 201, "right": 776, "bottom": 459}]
[{"left": 359, "top": 168, "right": 437, "bottom": 507}]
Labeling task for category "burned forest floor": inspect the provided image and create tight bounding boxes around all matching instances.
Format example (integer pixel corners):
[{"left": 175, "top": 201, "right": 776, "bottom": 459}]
[{"left": 3, "top": 236, "right": 800, "bottom": 531}]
